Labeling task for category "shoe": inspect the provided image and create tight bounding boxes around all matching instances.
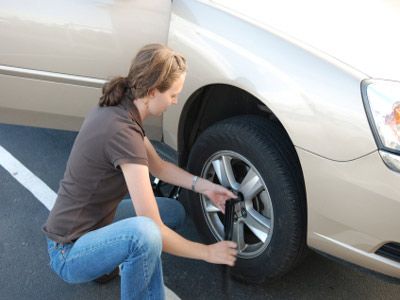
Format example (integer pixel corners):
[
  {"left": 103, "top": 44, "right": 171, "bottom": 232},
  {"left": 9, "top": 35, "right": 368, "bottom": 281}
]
[{"left": 94, "top": 267, "right": 119, "bottom": 284}]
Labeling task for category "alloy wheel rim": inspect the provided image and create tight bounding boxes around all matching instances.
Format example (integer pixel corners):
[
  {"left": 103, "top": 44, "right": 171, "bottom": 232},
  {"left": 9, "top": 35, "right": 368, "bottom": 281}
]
[{"left": 200, "top": 150, "right": 274, "bottom": 259}]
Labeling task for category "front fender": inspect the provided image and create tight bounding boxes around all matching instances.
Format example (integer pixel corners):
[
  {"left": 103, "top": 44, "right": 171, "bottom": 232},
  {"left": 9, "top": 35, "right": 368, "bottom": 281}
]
[{"left": 165, "top": 0, "right": 376, "bottom": 161}]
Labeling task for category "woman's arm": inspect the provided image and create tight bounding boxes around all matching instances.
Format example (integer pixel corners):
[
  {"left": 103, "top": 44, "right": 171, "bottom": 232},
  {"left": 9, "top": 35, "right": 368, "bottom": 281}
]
[
  {"left": 120, "top": 163, "right": 237, "bottom": 265},
  {"left": 144, "top": 137, "right": 200, "bottom": 189},
  {"left": 144, "top": 137, "right": 236, "bottom": 211}
]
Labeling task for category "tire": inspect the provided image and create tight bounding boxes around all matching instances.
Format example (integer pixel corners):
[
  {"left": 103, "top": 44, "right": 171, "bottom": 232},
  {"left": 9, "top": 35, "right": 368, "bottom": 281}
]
[{"left": 187, "top": 115, "right": 307, "bottom": 283}]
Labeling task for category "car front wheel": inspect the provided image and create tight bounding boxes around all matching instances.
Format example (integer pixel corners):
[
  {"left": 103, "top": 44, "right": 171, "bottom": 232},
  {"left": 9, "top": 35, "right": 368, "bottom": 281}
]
[{"left": 187, "top": 115, "right": 307, "bottom": 282}]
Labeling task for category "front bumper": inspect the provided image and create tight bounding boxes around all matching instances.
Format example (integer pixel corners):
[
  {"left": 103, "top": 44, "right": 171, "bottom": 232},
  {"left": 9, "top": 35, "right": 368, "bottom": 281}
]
[{"left": 298, "top": 148, "right": 400, "bottom": 279}]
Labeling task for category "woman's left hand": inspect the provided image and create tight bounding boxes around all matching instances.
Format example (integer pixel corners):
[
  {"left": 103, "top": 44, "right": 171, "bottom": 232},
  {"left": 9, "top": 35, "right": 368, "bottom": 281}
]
[{"left": 202, "top": 183, "right": 237, "bottom": 213}]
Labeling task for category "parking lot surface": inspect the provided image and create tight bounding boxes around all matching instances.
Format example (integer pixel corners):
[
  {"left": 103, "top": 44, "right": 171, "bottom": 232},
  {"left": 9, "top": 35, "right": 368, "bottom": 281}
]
[{"left": 1, "top": 123, "right": 399, "bottom": 300}]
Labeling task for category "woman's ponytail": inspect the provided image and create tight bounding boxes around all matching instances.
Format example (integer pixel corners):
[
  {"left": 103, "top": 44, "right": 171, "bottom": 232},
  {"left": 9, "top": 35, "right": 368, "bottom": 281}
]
[
  {"left": 99, "top": 76, "right": 130, "bottom": 107},
  {"left": 99, "top": 44, "right": 187, "bottom": 107}
]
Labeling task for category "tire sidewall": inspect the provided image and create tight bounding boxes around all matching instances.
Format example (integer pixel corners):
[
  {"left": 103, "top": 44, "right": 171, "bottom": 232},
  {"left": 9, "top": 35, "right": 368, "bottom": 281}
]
[{"left": 187, "top": 117, "right": 304, "bottom": 281}]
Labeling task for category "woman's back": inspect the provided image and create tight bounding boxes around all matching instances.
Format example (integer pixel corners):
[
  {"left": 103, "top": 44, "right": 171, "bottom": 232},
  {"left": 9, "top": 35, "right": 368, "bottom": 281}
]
[{"left": 43, "top": 98, "right": 147, "bottom": 243}]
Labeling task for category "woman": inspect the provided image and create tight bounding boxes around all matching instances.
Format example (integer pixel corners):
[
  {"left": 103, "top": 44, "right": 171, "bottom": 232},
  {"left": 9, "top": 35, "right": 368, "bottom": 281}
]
[{"left": 42, "top": 44, "right": 238, "bottom": 300}]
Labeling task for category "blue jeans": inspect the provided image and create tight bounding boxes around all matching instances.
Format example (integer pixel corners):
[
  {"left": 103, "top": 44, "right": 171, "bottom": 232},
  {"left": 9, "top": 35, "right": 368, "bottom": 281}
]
[{"left": 46, "top": 197, "right": 186, "bottom": 300}]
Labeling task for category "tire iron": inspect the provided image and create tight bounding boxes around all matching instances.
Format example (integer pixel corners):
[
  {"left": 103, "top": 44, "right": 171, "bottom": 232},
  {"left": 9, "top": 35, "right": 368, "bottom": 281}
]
[
  {"left": 223, "top": 191, "right": 239, "bottom": 298},
  {"left": 224, "top": 193, "right": 239, "bottom": 241}
]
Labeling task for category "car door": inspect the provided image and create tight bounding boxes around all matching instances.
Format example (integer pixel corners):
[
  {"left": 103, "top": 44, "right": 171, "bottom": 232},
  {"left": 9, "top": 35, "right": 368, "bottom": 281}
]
[{"left": 0, "top": 0, "right": 171, "bottom": 139}]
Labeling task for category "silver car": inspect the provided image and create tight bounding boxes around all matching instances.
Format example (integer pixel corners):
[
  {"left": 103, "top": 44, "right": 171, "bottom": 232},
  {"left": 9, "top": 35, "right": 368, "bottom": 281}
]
[{"left": 1, "top": 0, "right": 399, "bottom": 282}]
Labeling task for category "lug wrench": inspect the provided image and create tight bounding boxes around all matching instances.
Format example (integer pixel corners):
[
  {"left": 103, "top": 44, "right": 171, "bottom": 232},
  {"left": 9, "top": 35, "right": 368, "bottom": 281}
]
[
  {"left": 224, "top": 197, "right": 238, "bottom": 241},
  {"left": 223, "top": 191, "right": 240, "bottom": 298}
]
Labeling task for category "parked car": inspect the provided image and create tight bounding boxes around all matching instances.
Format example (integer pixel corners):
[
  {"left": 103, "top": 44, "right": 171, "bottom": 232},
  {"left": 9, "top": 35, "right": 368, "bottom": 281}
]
[{"left": 1, "top": 0, "right": 399, "bottom": 283}]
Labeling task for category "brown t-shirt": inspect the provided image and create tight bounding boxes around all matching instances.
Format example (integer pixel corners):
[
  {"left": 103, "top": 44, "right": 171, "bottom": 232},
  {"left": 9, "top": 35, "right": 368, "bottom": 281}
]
[{"left": 42, "top": 97, "right": 148, "bottom": 243}]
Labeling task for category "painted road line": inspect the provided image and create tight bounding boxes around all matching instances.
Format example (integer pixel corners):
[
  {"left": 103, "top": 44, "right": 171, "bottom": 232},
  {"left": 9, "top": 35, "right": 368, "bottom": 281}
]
[
  {"left": 0, "top": 144, "right": 181, "bottom": 300},
  {"left": 0, "top": 145, "right": 56, "bottom": 210}
]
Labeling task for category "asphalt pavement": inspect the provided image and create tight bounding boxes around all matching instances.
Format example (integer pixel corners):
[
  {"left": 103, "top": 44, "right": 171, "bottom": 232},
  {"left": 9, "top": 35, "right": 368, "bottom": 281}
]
[{"left": 1, "top": 123, "right": 400, "bottom": 300}]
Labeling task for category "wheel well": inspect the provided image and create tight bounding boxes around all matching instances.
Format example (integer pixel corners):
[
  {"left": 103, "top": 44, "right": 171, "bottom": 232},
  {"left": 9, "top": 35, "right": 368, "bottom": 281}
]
[
  {"left": 178, "top": 83, "right": 308, "bottom": 252},
  {"left": 178, "top": 84, "right": 278, "bottom": 166}
]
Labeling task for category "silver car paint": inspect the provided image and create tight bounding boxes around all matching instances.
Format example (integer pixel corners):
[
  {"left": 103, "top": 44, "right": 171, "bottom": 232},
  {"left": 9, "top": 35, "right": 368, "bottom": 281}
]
[
  {"left": 165, "top": 0, "right": 377, "bottom": 161},
  {"left": 166, "top": 0, "right": 400, "bottom": 279},
  {"left": 0, "top": 0, "right": 171, "bottom": 138},
  {"left": 211, "top": 0, "right": 400, "bottom": 80}
]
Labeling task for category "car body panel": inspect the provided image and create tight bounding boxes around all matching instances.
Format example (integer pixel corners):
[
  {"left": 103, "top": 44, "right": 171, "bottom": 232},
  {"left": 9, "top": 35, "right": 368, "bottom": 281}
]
[
  {"left": 0, "top": 74, "right": 100, "bottom": 131},
  {"left": 210, "top": 0, "right": 400, "bottom": 81},
  {"left": 0, "top": 0, "right": 171, "bottom": 78},
  {"left": 0, "top": 0, "right": 171, "bottom": 139},
  {"left": 165, "top": 0, "right": 376, "bottom": 161},
  {"left": 165, "top": 0, "right": 400, "bottom": 279},
  {"left": 299, "top": 148, "right": 400, "bottom": 278}
]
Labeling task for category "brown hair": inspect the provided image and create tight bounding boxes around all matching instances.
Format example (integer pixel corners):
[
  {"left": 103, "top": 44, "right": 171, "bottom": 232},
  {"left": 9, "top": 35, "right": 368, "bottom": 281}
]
[{"left": 99, "top": 44, "right": 187, "bottom": 107}]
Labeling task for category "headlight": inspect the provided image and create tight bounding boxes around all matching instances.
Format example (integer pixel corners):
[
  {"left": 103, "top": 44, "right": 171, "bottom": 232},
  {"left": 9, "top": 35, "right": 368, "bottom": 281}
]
[{"left": 361, "top": 79, "right": 400, "bottom": 172}]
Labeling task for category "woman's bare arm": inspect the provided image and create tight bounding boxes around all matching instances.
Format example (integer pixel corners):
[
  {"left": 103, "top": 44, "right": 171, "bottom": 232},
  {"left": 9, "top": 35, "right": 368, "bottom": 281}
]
[
  {"left": 144, "top": 137, "right": 236, "bottom": 211},
  {"left": 120, "top": 163, "right": 237, "bottom": 265}
]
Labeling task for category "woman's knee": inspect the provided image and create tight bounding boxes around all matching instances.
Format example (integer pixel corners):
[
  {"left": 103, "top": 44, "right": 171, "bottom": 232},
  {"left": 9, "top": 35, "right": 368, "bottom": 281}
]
[{"left": 124, "top": 217, "right": 162, "bottom": 256}]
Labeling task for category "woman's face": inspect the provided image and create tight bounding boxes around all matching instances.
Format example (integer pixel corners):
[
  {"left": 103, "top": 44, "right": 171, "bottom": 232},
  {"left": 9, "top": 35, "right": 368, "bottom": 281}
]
[{"left": 148, "top": 73, "right": 186, "bottom": 116}]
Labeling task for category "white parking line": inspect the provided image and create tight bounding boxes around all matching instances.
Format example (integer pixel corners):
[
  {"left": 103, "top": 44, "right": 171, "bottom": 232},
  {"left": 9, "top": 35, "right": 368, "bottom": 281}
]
[
  {"left": 0, "top": 144, "right": 181, "bottom": 300},
  {"left": 0, "top": 145, "right": 56, "bottom": 210}
]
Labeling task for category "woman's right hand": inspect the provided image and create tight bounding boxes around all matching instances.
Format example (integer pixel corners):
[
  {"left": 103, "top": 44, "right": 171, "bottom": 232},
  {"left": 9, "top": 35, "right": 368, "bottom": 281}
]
[{"left": 205, "top": 241, "right": 238, "bottom": 266}]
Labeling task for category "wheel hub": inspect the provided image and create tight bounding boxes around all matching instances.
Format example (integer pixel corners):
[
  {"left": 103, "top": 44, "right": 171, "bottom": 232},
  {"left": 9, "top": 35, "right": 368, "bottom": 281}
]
[
  {"left": 200, "top": 150, "right": 274, "bottom": 259},
  {"left": 232, "top": 192, "right": 246, "bottom": 220}
]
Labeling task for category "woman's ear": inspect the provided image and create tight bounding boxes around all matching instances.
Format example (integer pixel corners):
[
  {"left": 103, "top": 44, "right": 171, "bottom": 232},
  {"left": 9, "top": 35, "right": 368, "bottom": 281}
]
[{"left": 148, "top": 88, "right": 157, "bottom": 98}]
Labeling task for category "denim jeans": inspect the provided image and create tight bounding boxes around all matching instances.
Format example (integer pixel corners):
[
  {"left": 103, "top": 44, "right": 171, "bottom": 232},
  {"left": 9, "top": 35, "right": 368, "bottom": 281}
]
[{"left": 46, "top": 197, "right": 186, "bottom": 300}]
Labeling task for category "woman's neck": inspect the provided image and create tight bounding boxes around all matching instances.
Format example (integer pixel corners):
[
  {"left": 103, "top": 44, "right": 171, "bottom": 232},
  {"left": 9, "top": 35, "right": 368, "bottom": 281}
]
[{"left": 133, "top": 98, "right": 149, "bottom": 121}]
